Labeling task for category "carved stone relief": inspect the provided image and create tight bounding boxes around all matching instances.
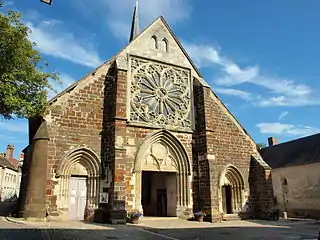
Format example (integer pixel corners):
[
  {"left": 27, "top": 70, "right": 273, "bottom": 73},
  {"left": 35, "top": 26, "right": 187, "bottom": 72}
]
[
  {"left": 143, "top": 142, "right": 178, "bottom": 172},
  {"left": 130, "top": 57, "right": 191, "bottom": 128}
]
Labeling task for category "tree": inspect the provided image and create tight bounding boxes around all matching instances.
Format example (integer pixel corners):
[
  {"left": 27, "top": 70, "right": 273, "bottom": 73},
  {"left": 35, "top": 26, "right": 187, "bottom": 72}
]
[
  {"left": 0, "top": 1, "right": 59, "bottom": 119},
  {"left": 256, "top": 143, "right": 267, "bottom": 150}
]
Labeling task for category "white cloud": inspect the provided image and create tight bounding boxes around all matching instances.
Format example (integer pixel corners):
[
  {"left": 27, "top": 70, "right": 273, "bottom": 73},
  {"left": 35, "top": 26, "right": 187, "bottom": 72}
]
[
  {"left": 26, "top": 20, "right": 103, "bottom": 68},
  {"left": 256, "top": 122, "right": 320, "bottom": 137},
  {"left": 278, "top": 111, "right": 289, "bottom": 120},
  {"left": 257, "top": 95, "right": 320, "bottom": 107},
  {"left": 0, "top": 121, "right": 28, "bottom": 134},
  {"left": 213, "top": 88, "right": 256, "bottom": 101},
  {"left": 183, "top": 43, "right": 318, "bottom": 107},
  {"left": 76, "top": 0, "right": 192, "bottom": 40}
]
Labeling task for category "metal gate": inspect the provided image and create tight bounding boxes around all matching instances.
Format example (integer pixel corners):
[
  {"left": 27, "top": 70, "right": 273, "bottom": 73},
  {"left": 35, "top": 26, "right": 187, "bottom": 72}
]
[{"left": 68, "top": 177, "right": 87, "bottom": 220}]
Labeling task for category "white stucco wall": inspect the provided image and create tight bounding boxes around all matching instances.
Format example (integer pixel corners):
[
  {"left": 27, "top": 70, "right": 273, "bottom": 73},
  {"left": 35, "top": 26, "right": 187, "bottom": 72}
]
[
  {"left": 0, "top": 167, "right": 21, "bottom": 201},
  {"left": 272, "top": 162, "right": 320, "bottom": 218}
]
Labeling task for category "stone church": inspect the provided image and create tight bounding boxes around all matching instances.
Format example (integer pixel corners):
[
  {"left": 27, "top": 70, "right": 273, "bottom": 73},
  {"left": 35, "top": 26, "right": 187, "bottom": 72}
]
[{"left": 18, "top": 2, "right": 274, "bottom": 223}]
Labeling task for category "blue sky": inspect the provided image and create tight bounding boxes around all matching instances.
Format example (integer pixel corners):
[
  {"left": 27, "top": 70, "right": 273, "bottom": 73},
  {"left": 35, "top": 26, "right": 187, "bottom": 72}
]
[{"left": 1, "top": 0, "right": 320, "bottom": 158}]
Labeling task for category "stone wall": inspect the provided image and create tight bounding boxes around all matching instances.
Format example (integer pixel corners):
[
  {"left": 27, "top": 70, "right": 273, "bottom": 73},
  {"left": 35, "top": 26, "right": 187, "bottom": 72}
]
[
  {"left": 37, "top": 63, "right": 115, "bottom": 215},
  {"left": 193, "top": 80, "right": 274, "bottom": 221},
  {"left": 249, "top": 157, "right": 274, "bottom": 219},
  {"left": 272, "top": 162, "right": 320, "bottom": 219}
]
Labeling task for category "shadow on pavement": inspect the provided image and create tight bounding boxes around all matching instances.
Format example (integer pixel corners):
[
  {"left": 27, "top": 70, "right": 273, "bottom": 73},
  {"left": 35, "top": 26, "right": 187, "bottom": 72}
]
[
  {"left": 0, "top": 220, "right": 319, "bottom": 240},
  {"left": 0, "top": 200, "right": 16, "bottom": 216}
]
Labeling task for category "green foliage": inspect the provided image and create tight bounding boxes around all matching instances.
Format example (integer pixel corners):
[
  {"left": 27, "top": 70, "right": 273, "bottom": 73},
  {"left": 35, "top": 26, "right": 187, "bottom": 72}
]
[
  {"left": 256, "top": 142, "right": 267, "bottom": 150},
  {"left": 0, "top": 2, "right": 59, "bottom": 119}
]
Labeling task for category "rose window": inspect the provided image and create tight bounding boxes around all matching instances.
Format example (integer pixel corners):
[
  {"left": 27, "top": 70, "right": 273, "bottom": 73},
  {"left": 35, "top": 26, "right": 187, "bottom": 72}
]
[{"left": 130, "top": 57, "right": 191, "bottom": 128}]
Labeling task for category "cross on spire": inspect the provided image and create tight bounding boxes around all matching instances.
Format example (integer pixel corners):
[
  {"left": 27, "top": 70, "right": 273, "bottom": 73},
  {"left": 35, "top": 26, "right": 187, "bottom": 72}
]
[{"left": 129, "top": 1, "right": 140, "bottom": 42}]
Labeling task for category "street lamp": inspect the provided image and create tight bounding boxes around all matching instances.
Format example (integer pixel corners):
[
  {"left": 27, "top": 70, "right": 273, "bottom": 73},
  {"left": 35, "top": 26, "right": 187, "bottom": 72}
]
[{"left": 40, "top": 0, "right": 52, "bottom": 5}]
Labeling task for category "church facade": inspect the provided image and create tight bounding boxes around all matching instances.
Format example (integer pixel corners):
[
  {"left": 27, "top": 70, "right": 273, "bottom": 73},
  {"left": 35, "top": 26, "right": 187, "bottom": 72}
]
[{"left": 18, "top": 5, "right": 274, "bottom": 223}]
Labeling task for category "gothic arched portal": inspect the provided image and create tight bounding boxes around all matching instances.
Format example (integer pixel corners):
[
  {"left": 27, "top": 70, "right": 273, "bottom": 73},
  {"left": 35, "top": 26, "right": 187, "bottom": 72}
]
[
  {"left": 219, "top": 165, "right": 245, "bottom": 214},
  {"left": 133, "top": 130, "right": 192, "bottom": 217},
  {"left": 55, "top": 147, "right": 101, "bottom": 220}
]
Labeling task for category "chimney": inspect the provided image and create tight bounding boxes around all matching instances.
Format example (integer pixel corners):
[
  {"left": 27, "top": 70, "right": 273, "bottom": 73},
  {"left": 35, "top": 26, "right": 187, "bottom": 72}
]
[
  {"left": 268, "top": 137, "right": 278, "bottom": 147},
  {"left": 5, "top": 144, "right": 14, "bottom": 160}
]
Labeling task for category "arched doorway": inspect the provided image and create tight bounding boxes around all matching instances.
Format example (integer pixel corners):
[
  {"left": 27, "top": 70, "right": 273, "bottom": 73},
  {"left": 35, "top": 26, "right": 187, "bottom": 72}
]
[
  {"left": 55, "top": 147, "right": 101, "bottom": 220},
  {"left": 133, "top": 130, "right": 191, "bottom": 217},
  {"left": 219, "top": 165, "right": 245, "bottom": 214}
]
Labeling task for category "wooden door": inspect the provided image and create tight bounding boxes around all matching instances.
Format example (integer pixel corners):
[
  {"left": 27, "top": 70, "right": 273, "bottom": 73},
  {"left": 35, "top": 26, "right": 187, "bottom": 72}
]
[
  {"left": 156, "top": 189, "right": 167, "bottom": 217},
  {"left": 68, "top": 177, "right": 87, "bottom": 220}
]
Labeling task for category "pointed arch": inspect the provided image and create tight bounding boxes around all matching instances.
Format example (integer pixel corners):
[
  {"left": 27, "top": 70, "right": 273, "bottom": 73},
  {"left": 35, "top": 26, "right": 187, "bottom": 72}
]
[
  {"left": 219, "top": 164, "right": 244, "bottom": 188},
  {"left": 161, "top": 38, "right": 169, "bottom": 52},
  {"left": 56, "top": 147, "right": 101, "bottom": 177},
  {"left": 151, "top": 35, "right": 158, "bottom": 49},
  {"left": 55, "top": 147, "right": 101, "bottom": 217},
  {"left": 133, "top": 130, "right": 192, "bottom": 211},
  {"left": 134, "top": 129, "right": 190, "bottom": 174},
  {"left": 219, "top": 164, "right": 245, "bottom": 214}
]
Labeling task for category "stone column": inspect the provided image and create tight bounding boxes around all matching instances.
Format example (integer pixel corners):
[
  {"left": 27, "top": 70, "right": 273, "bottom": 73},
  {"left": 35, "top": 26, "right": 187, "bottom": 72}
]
[
  {"left": 236, "top": 186, "right": 239, "bottom": 212},
  {"left": 95, "top": 176, "right": 100, "bottom": 207},
  {"left": 188, "top": 175, "right": 192, "bottom": 208},
  {"left": 181, "top": 173, "right": 186, "bottom": 207},
  {"left": 87, "top": 176, "right": 92, "bottom": 207},
  {"left": 134, "top": 170, "right": 142, "bottom": 210},
  {"left": 19, "top": 121, "right": 49, "bottom": 219},
  {"left": 59, "top": 175, "right": 66, "bottom": 209},
  {"left": 176, "top": 173, "right": 181, "bottom": 207},
  {"left": 232, "top": 186, "right": 236, "bottom": 213}
]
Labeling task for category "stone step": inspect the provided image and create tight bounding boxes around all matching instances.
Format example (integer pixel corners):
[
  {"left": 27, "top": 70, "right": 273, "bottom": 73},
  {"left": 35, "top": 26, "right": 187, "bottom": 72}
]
[{"left": 222, "top": 214, "right": 241, "bottom": 221}]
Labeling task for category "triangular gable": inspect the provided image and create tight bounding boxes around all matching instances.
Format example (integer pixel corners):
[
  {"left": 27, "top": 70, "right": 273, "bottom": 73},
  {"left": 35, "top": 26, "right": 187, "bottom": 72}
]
[
  {"left": 45, "top": 15, "right": 270, "bottom": 168},
  {"left": 115, "top": 16, "right": 268, "bottom": 166},
  {"left": 115, "top": 16, "right": 207, "bottom": 85},
  {"left": 48, "top": 16, "right": 208, "bottom": 105}
]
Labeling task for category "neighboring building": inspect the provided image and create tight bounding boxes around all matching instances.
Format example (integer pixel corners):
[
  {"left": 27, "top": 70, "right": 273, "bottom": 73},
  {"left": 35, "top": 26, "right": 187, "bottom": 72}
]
[
  {"left": 260, "top": 135, "right": 320, "bottom": 219},
  {"left": 18, "top": 3, "right": 274, "bottom": 223},
  {"left": 0, "top": 145, "right": 22, "bottom": 201}
]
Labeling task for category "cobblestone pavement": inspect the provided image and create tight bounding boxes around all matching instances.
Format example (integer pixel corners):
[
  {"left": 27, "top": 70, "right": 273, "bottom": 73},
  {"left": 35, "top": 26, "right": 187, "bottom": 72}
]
[
  {"left": 140, "top": 218, "right": 320, "bottom": 240},
  {"left": 0, "top": 217, "right": 319, "bottom": 240},
  {"left": 0, "top": 218, "right": 165, "bottom": 240}
]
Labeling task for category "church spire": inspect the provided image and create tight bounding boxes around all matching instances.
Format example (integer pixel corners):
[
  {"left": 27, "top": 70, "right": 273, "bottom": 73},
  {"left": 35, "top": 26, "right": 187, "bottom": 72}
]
[{"left": 129, "top": 1, "right": 140, "bottom": 42}]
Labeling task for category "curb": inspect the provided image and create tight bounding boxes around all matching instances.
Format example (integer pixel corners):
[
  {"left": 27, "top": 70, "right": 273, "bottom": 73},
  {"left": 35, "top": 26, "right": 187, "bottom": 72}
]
[
  {"left": 3, "top": 216, "right": 51, "bottom": 240},
  {"left": 3, "top": 216, "right": 29, "bottom": 225}
]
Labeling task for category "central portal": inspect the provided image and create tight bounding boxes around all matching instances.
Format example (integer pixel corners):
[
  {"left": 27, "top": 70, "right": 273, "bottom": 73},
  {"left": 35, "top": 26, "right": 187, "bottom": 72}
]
[{"left": 141, "top": 171, "right": 177, "bottom": 217}]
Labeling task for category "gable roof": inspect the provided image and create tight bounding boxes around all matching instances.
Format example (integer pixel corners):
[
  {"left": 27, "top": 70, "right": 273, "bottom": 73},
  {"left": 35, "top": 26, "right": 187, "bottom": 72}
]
[
  {"left": 259, "top": 133, "right": 320, "bottom": 169},
  {"left": 48, "top": 16, "right": 205, "bottom": 105},
  {"left": 157, "top": 16, "right": 203, "bottom": 79},
  {"left": 45, "top": 15, "right": 269, "bottom": 168},
  {"left": 0, "top": 156, "right": 19, "bottom": 171}
]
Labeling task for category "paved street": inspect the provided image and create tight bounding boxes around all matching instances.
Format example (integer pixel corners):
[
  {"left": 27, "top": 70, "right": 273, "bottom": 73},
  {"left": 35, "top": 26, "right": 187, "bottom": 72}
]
[{"left": 0, "top": 217, "right": 319, "bottom": 239}]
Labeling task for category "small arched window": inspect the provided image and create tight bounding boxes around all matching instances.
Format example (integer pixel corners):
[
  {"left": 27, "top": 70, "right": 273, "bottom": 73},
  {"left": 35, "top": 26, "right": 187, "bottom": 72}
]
[
  {"left": 161, "top": 38, "right": 169, "bottom": 52},
  {"left": 282, "top": 178, "right": 288, "bottom": 185},
  {"left": 151, "top": 35, "right": 158, "bottom": 49}
]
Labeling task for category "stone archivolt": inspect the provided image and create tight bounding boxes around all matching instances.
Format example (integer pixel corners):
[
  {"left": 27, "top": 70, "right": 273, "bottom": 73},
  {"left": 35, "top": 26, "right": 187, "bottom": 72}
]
[
  {"left": 55, "top": 147, "right": 101, "bottom": 213},
  {"left": 130, "top": 57, "right": 191, "bottom": 128},
  {"left": 133, "top": 130, "right": 192, "bottom": 210},
  {"left": 219, "top": 165, "right": 245, "bottom": 213}
]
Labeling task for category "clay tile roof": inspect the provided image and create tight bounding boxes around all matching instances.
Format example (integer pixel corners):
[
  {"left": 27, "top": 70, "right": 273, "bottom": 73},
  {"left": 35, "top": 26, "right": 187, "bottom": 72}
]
[
  {"left": 259, "top": 133, "right": 320, "bottom": 169},
  {"left": 10, "top": 158, "right": 20, "bottom": 168},
  {"left": 0, "top": 156, "right": 19, "bottom": 171}
]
